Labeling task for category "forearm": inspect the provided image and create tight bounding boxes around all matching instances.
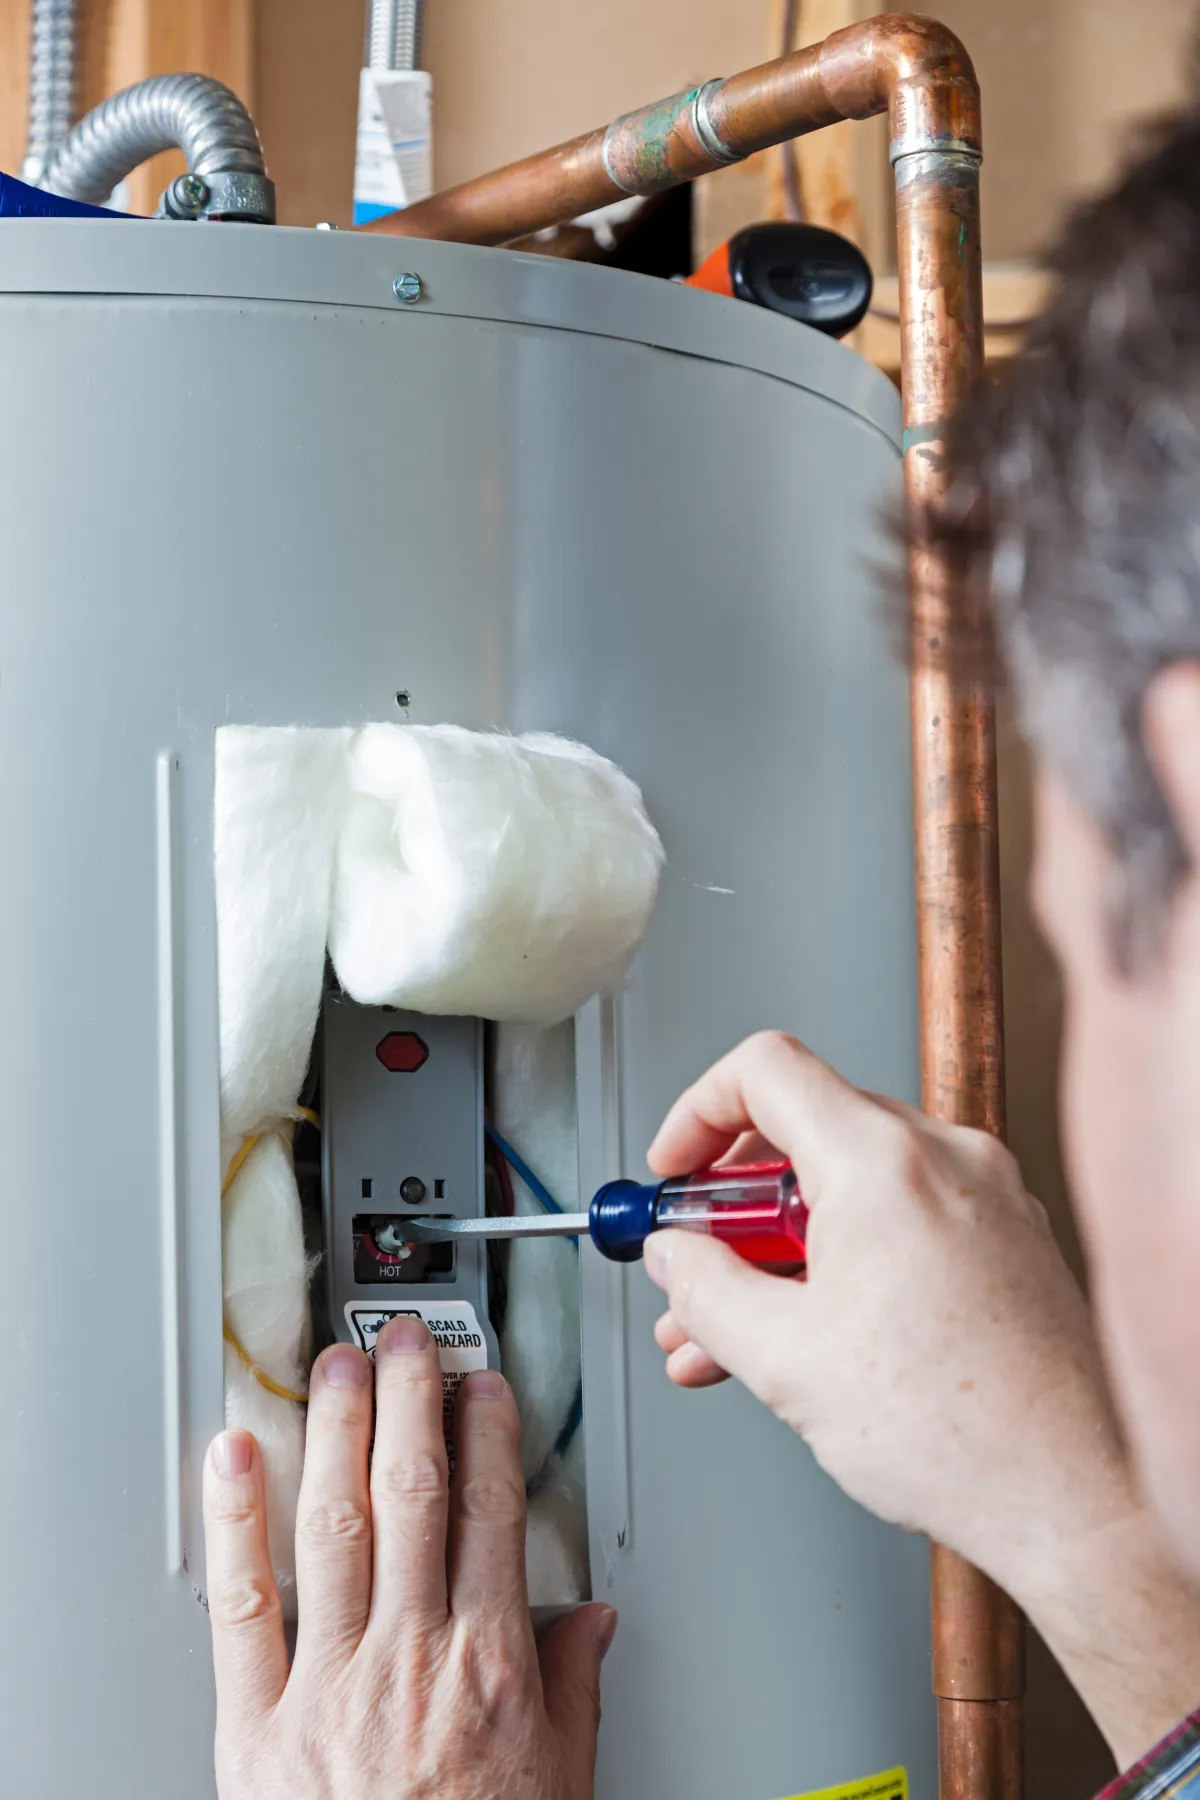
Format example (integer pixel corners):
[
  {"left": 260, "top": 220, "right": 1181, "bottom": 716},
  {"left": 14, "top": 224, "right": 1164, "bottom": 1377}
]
[
  {"left": 913, "top": 1365, "right": 1200, "bottom": 1773},
  {"left": 1004, "top": 1489, "right": 1200, "bottom": 1771}
]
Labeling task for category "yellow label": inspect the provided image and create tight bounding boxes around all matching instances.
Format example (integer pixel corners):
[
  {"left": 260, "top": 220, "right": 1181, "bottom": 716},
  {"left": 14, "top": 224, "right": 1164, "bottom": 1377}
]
[{"left": 781, "top": 1767, "right": 907, "bottom": 1800}]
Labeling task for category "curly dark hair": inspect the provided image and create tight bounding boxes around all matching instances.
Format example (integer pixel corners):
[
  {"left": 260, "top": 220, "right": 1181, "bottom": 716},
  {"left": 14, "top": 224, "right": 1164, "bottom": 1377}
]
[{"left": 921, "top": 99, "right": 1200, "bottom": 965}]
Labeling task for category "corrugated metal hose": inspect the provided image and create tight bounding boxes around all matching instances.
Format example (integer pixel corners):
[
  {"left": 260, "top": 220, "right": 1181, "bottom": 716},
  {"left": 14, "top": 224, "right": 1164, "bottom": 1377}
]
[
  {"left": 21, "top": 0, "right": 78, "bottom": 186},
  {"left": 42, "top": 73, "right": 267, "bottom": 206},
  {"left": 368, "top": 0, "right": 425, "bottom": 73}
]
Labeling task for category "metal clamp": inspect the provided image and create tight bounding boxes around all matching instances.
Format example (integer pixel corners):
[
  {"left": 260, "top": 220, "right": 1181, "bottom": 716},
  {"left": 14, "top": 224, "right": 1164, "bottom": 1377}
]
[
  {"left": 691, "top": 79, "right": 740, "bottom": 167},
  {"left": 889, "top": 132, "right": 982, "bottom": 168},
  {"left": 157, "top": 168, "right": 277, "bottom": 224}
]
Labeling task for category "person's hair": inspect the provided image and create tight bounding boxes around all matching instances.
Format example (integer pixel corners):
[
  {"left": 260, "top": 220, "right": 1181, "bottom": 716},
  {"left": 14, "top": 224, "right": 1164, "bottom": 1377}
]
[{"left": 923, "top": 99, "right": 1200, "bottom": 967}]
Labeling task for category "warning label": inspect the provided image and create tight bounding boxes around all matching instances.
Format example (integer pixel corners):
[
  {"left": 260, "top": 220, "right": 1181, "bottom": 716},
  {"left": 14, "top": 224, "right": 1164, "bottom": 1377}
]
[
  {"left": 344, "top": 1300, "right": 489, "bottom": 1472},
  {"left": 780, "top": 1769, "right": 907, "bottom": 1800}
]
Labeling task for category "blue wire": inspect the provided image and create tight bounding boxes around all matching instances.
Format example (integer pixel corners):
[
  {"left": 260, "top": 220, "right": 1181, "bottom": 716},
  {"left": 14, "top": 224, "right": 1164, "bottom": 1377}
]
[
  {"left": 527, "top": 1381, "right": 584, "bottom": 1501},
  {"left": 484, "top": 1120, "right": 574, "bottom": 1230},
  {"left": 485, "top": 1119, "right": 584, "bottom": 1471},
  {"left": 555, "top": 1385, "right": 584, "bottom": 1457}
]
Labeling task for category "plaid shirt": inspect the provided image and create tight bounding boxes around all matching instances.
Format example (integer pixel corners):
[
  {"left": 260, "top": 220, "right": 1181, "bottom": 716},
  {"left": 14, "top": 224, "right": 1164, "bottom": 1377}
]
[{"left": 1099, "top": 1712, "right": 1200, "bottom": 1800}]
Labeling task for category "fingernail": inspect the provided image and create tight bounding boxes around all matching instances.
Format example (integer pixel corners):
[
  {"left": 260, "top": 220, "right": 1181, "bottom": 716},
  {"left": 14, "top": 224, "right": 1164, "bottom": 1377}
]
[
  {"left": 319, "top": 1345, "right": 370, "bottom": 1389},
  {"left": 212, "top": 1431, "right": 253, "bottom": 1479},
  {"left": 642, "top": 1230, "right": 674, "bottom": 1289},
  {"left": 594, "top": 1607, "right": 619, "bottom": 1662},
  {"left": 377, "top": 1315, "right": 432, "bottom": 1355},
  {"left": 461, "top": 1369, "right": 508, "bottom": 1400}
]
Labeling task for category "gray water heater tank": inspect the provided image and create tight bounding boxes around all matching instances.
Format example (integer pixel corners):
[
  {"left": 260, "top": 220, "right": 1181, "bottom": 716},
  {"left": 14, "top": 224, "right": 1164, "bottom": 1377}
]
[{"left": 0, "top": 220, "right": 930, "bottom": 1800}]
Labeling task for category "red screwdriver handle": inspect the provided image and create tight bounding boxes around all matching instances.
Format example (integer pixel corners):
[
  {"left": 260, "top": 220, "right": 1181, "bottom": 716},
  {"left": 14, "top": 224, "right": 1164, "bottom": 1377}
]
[{"left": 653, "top": 1160, "right": 807, "bottom": 1271}]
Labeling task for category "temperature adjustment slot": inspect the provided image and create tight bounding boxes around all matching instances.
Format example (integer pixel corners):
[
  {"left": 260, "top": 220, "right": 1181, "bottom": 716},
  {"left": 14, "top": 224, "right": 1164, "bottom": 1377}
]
[{"left": 352, "top": 1213, "right": 454, "bottom": 1285}]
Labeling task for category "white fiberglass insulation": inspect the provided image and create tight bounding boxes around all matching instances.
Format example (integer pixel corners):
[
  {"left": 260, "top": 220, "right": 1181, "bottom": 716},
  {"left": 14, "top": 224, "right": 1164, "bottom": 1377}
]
[{"left": 215, "top": 723, "right": 663, "bottom": 1611}]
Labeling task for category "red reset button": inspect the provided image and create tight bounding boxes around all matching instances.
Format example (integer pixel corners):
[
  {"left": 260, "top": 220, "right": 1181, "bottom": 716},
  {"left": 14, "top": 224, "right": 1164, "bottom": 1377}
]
[{"left": 376, "top": 1032, "right": 429, "bottom": 1073}]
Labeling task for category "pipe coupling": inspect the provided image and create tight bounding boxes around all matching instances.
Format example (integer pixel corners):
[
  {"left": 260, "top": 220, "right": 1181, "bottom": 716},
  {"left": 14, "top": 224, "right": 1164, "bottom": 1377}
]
[
  {"left": 887, "top": 72, "right": 982, "bottom": 170},
  {"left": 690, "top": 80, "right": 740, "bottom": 168},
  {"left": 889, "top": 132, "right": 982, "bottom": 168}
]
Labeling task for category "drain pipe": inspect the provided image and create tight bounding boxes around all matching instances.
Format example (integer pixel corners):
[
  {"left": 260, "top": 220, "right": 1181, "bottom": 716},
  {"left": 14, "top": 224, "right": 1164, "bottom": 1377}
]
[
  {"left": 361, "top": 16, "right": 1020, "bottom": 1800},
  {"left": 21, "top": 0, "right": 79, "bottom": 187},
  {"left": 40, "top": 73, "right": 275, "bottom": 221}
]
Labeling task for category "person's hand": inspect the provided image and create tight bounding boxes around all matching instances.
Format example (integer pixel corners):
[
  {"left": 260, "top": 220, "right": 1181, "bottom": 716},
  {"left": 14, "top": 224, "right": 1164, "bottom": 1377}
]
[
  {"left": 203, "top": 1317, "right": 614, "bottom": 1800},
  {"left": 643, "top": 1031, "right": 1200, "bottom": 1770},
  {"left": 644, "top": 1031, "right": 1110, "bottom": 1576}
]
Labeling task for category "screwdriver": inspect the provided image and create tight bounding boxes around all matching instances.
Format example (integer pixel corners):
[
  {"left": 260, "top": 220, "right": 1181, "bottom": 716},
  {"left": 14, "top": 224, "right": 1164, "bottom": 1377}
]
[{"left": 402, "top": 1160, "right": 808, "bottom": 1273}]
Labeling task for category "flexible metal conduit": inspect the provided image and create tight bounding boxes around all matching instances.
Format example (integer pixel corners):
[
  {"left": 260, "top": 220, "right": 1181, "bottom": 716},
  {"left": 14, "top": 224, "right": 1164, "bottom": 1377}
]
[
  {"left": 360, "top": 16, "right": 1019, "bottom": 1800},
  {"left": 368, "top": 0, "right": 425, "bottom": 73},
  {"left": 42, "top": 73, "right": 266, "bottom": 205},
  {"left": 21, "top": 0, "right": 78, "bottom": 186}
]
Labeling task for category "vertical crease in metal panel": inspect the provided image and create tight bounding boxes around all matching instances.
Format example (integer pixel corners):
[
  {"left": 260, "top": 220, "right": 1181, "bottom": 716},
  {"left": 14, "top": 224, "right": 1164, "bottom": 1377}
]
[{"left": 157, "top": 751, "right": 185, "bottom": 1574}]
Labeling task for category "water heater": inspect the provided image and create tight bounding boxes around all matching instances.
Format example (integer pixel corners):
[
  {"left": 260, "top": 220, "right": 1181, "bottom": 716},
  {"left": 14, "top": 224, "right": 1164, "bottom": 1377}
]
[{"left": 0, "top": 219, "right": 932, "bottom": 1800}]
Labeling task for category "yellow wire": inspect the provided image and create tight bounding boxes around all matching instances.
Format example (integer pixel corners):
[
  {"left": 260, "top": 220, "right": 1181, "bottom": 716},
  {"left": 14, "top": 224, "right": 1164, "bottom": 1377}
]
[
  {"left": 221, "top": 1131, "right": 263, "bottom": 1199},
  {"left": 223, "top": 1323, "right": 310, "bottom": 1407},
  {"left": 219, "top": 1110, "right": 322, "bottom": 1408}
]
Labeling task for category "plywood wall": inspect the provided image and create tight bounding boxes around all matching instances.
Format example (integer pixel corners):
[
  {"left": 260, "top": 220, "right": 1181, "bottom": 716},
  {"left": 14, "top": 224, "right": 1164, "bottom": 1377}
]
[
  {"left": 250, "top": 0, "right": 1200, "bottom": 252},
  {"left": 0, "top": 0, "right": 252, "bottom": 212},
  {"left": 907, "top": 0, "right": 1197, "bottom": 261},
  {"left": 3, "top": 1, "right": 1196, "bottom": 245}
]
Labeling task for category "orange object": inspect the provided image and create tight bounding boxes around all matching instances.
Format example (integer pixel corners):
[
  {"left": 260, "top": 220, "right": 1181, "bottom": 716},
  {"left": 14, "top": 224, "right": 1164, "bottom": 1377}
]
[{"left": 686, "top": 240, "right": 734, "bottom": 297}]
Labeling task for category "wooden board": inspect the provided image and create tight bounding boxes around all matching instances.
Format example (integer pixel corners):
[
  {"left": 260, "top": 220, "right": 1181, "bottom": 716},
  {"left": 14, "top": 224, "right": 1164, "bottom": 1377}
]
[
  {"left": 692, "top": 0, "right": 1040, "bottom": 369},
  {"left": 0, "top": 0, "right": 253, "bottom": 211},
  {"left": 0, "top": 0, "right": 29, "bottom": 171},
  {"left": 106, "top": 0, "right": 255, "bottom": 215}
]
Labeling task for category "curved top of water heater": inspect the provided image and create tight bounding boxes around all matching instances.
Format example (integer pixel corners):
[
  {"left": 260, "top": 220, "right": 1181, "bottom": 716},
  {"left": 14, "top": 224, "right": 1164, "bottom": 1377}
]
[{"left": 0, "top": 220, "right": 902, "bottom": 447}]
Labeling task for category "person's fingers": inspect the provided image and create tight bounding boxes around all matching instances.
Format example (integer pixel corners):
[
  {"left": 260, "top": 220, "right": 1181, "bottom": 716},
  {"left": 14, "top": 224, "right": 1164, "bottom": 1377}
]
[
  {"left": 539, "top": 1605, "right": 616, "bottom": 1796},
  {"left": 715, "top": 1129, "right": 780, "bottom": 1167},
  {"left": 203, "top": 1431, "right": 288, "bottom": 1739},
  {"left": 646, "top": 1032, "right": 867, "bottom": 1194},
  {"left": 292, "top": 1344, "right": 374, "bottom": 1670},
  {"left": 642, "top": 1229, "right": 809, "bottom": 1417},
  {"left": 448, "top": 1370, "right": 533, "bottom": 1632},
  {"left": 654, "top": 1309, "right": 729, "bottom": 1385},
  {"left": 364, "top": 1316, "right": 450, "bottom": 1641},
  {"left": 665, "top": 1341, "right": 730, "bottom": 1388},
  {"left": 654, "top": 1309, "right": 688, "bottom": 1353}
]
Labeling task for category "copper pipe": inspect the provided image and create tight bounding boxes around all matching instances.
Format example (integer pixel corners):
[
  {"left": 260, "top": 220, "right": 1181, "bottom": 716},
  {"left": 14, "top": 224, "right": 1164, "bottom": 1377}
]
[
  {"left": 363, "top": 17, "right": 1023, "bottom": 1798},
  {"left": 893, "top": 45, "right": 1026, "bottom": 1798},
  {"left": 940, "top": 1701, "right": 1024, "bottom": 1800},
  {"left": 359, "top": 16, "right": 982, "bottom": 246},
  {"left": 932, "top": 1547, "right": 1024, "bottom": 1700}
]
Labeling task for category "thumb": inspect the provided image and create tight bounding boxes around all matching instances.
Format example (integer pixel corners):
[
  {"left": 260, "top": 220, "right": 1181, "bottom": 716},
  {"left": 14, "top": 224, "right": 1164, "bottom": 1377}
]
[
  {"left": 642, "top": 1230, "right": 808, "bottom": 1417},
  {"left": 539, "top": 1603, "right": 616, "bottom": 1790}
]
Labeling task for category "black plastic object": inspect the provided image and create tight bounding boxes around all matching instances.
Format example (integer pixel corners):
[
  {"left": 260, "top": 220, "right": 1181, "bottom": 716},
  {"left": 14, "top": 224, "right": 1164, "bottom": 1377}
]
[{"left": 729, "top": 222, "right": 872, "bottom": 339}]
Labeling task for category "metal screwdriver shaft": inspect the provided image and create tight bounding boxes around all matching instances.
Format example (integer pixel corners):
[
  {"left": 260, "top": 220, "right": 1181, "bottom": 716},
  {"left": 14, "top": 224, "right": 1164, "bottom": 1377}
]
[
  {"left": 397, "top": 1162, "right": 807, "bottom": 1269},
  {"left": 404, "top": 1213, "right": 589, "bottom": 1242}
]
